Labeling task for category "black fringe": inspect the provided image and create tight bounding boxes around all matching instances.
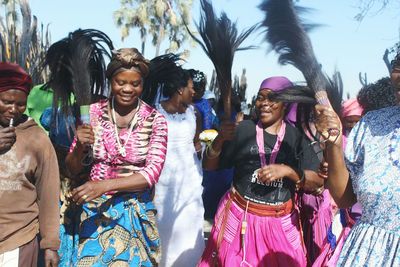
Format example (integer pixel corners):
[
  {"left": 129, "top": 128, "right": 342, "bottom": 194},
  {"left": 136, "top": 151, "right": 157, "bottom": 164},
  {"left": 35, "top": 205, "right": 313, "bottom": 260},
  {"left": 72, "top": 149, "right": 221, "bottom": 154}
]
[
  {"left": 259, "top": 0, "right": 329, "bottom": 98},
  {"left": 142, "top": 53, "right": 183, "bottom": 105},
  {"left": 186, "top": 0, "right": 257, "bottom": 119},
  {"left": 45, "top": 28, "right": 114, "bottom": 118}
]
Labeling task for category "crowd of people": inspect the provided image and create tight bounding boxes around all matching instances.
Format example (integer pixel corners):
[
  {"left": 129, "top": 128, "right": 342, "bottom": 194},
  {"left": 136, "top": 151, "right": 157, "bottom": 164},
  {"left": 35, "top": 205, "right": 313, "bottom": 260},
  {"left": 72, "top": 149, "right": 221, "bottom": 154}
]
[{"left": 0, "top": 27, "right": 400, "bottom": 267}]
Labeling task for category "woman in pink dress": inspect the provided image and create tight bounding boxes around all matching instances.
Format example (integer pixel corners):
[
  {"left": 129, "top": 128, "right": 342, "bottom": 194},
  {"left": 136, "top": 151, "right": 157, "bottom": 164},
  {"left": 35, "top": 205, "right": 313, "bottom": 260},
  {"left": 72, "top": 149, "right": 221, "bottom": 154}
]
[
  {"left": 199, "top": 76, "right": 324, "bottom": 267},
  {"left": 65, "top": 48, "right": 168, "bottom": 266}
]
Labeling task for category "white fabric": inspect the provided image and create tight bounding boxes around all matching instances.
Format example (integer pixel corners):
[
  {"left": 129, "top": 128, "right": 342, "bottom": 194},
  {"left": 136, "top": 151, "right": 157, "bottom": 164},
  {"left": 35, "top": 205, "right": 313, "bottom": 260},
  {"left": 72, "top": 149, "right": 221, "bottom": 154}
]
[
  {"left": 154, "top": 104, "right": 205, "bottom": 267},
  {"left": 0, "top": 247, "right": 19, "bottom": 267}
]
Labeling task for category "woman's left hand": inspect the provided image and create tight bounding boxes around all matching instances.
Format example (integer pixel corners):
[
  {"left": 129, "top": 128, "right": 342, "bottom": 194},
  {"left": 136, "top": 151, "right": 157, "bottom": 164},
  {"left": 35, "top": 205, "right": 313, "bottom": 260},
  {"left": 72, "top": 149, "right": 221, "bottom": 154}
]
[
  {"left": 72, "top": 181, "right": 107, "bottom": 205},
  {"left": 257, "top": 164, "right": 289, "bottom": 184}
]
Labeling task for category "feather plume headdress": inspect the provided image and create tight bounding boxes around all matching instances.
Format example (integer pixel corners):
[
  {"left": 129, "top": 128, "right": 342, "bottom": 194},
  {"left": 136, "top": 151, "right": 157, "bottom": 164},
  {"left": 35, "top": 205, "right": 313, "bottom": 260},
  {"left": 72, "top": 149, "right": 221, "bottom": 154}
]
[
  {"left": 259, "top": 0, "right": 342, "bottom": 113},
  {"left": 44, "top": 28, "right": 114, "bottom": 118},
  {"left": 142, "top": 53, "right": 184, "bottom": 105},
  {"left": 186, "top": 0, "right": 256, "bottom": 120}
]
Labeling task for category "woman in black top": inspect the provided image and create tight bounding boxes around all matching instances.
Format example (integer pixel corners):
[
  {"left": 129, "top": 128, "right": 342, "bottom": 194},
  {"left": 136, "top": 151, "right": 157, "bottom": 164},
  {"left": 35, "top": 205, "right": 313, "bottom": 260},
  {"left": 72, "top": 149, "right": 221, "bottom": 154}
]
[{"left": 198, "top": 76, "right": 323, "bottom": 267}]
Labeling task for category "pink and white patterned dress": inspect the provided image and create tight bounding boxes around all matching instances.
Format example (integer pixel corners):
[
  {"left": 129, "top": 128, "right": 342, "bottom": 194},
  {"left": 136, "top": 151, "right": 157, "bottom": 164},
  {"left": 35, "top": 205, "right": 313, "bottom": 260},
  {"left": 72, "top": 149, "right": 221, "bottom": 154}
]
[{"left": 71, "top": 99, "right": 168, "bottom": 187}]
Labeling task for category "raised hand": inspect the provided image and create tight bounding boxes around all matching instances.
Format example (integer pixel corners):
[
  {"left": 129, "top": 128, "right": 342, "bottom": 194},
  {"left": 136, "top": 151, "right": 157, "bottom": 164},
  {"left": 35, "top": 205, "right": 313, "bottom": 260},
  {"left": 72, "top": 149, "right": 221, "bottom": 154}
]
[
  {"left": 314, "top": 105, "right": 342, "bottom": 144},
  {"left": 76, "top": 124, "right": 95, "bottom": 146},
  {"left": 0, "top": 127, "right": 16, "bottom": 152}
]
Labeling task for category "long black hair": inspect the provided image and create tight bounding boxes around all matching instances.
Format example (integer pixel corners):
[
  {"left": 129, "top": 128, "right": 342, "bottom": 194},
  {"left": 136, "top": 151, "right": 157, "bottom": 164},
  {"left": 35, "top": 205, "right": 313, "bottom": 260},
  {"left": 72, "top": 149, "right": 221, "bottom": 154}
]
[{"left": 142, "top": 53, "right": 190, "bottom": 104}]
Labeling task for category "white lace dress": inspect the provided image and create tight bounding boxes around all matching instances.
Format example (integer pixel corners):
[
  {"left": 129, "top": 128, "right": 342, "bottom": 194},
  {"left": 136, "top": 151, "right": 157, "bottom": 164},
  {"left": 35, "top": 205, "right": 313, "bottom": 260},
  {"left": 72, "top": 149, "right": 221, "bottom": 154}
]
[{"left": 154, "top": 104, "right": 205, "bottom": 267}]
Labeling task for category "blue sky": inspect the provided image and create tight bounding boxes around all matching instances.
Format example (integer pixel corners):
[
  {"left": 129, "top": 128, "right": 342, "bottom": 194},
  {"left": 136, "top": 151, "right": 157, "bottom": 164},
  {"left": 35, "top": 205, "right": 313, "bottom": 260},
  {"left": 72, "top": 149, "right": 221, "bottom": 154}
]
[{"left": 29, "top": 0, "right": 399, "bottom": 102}]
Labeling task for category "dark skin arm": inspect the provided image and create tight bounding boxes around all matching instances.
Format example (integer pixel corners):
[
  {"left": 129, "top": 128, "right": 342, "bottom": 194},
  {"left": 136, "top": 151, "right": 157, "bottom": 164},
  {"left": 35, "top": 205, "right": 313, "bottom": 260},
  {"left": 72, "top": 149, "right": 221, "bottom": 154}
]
[
  {"left": 44, "top": 249, "right": 59, "bottom": 267},
  {"left": 193, "top": 106, "right": 203, "bottom": 159},
  {"left": 71, "top": 173, "right": 149, "bottom": 205},
  {"left": 65, "top": 124, "right": 94, "bottom": 176},
  {"left": 202, "top": 121, "right": 236, "bottom": 170},
  {"left": 257, "top": 164, "right": 322, "bottom": 191},
  {"left": 0, "top": 126, "right": 15, "bottom": 154},
  {"left": 314, "top": 104, "right": 357, "bottom": 208},
  {"left": 67, "top": 124, "right": 149, "bottom": 204}
]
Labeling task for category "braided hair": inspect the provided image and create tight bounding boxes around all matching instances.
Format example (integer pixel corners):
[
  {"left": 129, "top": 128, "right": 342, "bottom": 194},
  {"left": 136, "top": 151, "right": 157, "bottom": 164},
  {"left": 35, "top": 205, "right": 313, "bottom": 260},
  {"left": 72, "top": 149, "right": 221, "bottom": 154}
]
[{"left": 357, "top": 77, "right": 397, "bottom": 114}]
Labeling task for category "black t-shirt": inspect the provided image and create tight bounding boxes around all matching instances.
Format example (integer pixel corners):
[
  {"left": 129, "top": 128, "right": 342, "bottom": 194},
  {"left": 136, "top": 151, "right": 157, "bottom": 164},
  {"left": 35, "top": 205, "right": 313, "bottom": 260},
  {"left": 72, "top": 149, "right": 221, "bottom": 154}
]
[{"left": 219, "top": 120, "right": 320, "bottom": 204}]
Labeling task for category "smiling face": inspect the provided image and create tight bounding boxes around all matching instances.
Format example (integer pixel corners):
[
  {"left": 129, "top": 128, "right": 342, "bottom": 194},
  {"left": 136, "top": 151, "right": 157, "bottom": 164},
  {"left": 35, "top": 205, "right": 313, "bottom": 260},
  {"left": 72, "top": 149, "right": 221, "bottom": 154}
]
[
  {"left": 255, "top": 89, "right": 285, "bottom": 127},
  {"left": 110, "top": 70, "right": 143, "bottom": 107},
  {"left": 0, "top": 89, "right": 27, "bottom": 127}
]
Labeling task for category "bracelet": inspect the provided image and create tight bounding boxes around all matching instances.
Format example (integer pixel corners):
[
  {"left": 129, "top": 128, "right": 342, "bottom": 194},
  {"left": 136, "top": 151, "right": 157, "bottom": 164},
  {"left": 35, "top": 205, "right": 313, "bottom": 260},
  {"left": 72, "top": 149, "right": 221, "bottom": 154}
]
[
  {"left": 206, "top": 144, "right": 221, "bottom": 159},
  {"left": 312, "top": 185, "right": 325, "bottom": 196}
]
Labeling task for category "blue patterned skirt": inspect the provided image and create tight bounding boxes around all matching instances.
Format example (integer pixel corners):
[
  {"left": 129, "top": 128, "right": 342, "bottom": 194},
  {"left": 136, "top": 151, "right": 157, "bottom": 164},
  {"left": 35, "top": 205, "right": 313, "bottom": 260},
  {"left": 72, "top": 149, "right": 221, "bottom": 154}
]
[{"left": 72, "top": 191, "right": 160, "bottom": 266}]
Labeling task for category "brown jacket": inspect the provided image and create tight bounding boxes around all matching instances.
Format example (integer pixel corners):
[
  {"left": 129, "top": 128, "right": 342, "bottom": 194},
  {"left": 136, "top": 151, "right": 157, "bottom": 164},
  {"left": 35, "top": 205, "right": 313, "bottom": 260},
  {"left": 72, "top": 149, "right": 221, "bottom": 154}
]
[{"left": 0, "top": 118, "right": 60, "bottom": 253}]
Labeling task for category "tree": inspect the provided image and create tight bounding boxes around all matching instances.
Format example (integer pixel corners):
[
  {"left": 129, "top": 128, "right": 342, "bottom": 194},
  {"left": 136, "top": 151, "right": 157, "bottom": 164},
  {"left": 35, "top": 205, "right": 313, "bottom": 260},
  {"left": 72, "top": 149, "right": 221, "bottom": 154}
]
[
  {"left": 113, "top": 0, "right": 194, "bottom": 57},
  {"left": 354, "top": 0, "right": 398, "bottom": 21},
  {"left": 0, "top": 0, "right": 51, "bottom": 84}
]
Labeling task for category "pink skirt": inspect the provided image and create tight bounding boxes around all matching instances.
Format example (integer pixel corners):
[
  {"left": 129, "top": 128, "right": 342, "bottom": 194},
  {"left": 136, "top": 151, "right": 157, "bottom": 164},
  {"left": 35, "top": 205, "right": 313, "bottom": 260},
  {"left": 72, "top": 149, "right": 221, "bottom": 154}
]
[
  {"left": 299, "top": 190, "right": 334, "bottom": 264},
  {"left": 312, "top": 226, "right": 351, "bottom": 267},
  {"left": 312, "top": 203, "right": 361, "bottom": 267},
  {"left": 198, "top": 191, "right": 307, "bottom": 267}
]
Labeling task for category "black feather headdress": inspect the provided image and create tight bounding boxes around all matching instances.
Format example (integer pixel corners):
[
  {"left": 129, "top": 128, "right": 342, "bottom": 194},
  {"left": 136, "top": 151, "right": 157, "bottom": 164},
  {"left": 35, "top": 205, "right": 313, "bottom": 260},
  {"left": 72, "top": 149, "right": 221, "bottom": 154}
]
[
  {"left": 259, "top": 0, "right": 341, "bottom": 109},
  {"left": 142, "top": 53, "right": 184, "bottom": 105},
  {"left": 45, "top": 29, "right": 114, "bottom": 118},
  {"left": 186, "top": 0, "right": 257, "bottom": 120}
]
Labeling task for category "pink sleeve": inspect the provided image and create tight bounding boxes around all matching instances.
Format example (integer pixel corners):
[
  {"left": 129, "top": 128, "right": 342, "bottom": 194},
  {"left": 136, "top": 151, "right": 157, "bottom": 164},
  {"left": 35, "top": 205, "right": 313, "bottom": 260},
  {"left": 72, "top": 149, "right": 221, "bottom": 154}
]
[
  {"left": 69, "top": 137, "right": 78, "bottom": 153},
  {"left": 138, "top": 113, "right": 168, "bottom": 187}
]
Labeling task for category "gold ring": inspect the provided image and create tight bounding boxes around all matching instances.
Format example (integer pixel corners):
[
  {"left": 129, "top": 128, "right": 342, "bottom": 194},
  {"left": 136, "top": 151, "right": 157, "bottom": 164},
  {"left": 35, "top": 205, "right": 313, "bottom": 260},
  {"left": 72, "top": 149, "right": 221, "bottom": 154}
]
[
  {"left": 268, "top": 173, "right": 272, "bottom": 178},
  {"left": 82, "top": 194, "right": 88, "bottom": 200}
]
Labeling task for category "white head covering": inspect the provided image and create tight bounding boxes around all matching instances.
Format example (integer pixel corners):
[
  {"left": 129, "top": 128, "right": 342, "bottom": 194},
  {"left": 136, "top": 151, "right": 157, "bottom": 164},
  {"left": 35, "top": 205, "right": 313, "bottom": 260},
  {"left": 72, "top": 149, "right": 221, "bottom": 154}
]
[{"left": 203, "top": 90, "right": 216, "bottom": 100}]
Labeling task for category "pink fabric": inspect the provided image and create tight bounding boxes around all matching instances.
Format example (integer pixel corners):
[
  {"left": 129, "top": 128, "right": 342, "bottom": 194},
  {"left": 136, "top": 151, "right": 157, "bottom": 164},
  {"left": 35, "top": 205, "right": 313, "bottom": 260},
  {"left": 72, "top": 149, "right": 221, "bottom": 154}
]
[
  {"left": 256, "top": 120, "right": 286, "bottom": 167},
  {"left": 259, "top": 76, "right": 297, "bottom": 124},
  {"left": 312, "top": 226, "right": 351, "bottom": 267},
  {"left": 69, "top": 99, "right": 168, "bottom": 187},
  {"left": 259, "top": 76, "right": 293, "bottom": 92},
  {"left": 199, "top": 192, "right": 307, "bottom": 267},
  {"left": 312, "top": 203, "right": 362, "bottom": 266},
  {"left": 299, "top": 189, "right": 334, "bottom": 264},
  {"left": 341, "top": 99, "right": 363, "bottom": 118}
]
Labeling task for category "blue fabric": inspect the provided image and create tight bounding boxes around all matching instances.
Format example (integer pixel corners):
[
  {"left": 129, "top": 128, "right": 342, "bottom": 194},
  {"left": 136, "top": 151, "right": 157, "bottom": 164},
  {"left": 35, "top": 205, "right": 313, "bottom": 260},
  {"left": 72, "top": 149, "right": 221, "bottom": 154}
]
[
  {"left": 327, "top": 224, "right": 337, "bottom": 250},
  {"left": 40, "top": 107, "right": 75, "bottom": 149},
  {"left": 202, "top": 169, "right": 233, "bottom": 219},
  {"left": 338, "top": 106, "right": 400, "bottom": 266},
  {"left": 58, "top": 202, "right": 81, "bottom": 266},
  {"left": 194, "top": 98, "right": 217, "bottom": 130},
  {"left": 72, "top": 191, "right": 160, "bottom": 266}
]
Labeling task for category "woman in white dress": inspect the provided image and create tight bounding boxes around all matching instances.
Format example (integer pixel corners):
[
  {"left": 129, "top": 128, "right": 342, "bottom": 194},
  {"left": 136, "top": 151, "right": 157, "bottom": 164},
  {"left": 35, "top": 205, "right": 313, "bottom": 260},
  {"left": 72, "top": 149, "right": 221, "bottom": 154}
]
[{"left": 149, "top": 55, "right": 205, "bottom": 267}]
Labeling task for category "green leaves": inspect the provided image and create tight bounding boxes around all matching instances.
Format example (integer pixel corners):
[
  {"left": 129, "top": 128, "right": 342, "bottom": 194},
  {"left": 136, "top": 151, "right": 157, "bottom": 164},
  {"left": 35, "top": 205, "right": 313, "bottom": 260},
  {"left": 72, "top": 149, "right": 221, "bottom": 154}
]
[{"left": 113, "top": 0, "right": 194, "bottom": 56}]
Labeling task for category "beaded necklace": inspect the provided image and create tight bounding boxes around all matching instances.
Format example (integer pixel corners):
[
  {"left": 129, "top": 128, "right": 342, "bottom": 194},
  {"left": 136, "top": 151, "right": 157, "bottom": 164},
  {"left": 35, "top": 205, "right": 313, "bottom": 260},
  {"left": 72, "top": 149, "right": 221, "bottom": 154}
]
[{"left": 110, "top": 97, "right": 140, "bottom": 157}]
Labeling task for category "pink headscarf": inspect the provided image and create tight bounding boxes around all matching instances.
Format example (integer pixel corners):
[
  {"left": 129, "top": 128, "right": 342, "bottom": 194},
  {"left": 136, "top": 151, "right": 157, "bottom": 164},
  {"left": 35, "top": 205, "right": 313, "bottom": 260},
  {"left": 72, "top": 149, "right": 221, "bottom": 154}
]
[
  {"left": 341, "top": 99, "right": 363, "bottom": 118},
  {"left": 259, "top": 76, "right": 297, "bottom": 124}
]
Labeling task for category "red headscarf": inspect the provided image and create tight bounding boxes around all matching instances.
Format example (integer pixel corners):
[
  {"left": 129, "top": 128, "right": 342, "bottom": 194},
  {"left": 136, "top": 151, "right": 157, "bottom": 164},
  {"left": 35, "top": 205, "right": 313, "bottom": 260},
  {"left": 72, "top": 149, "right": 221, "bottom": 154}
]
[{"left": 0, "top": 62, "right": 32, "bottom": 94}]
